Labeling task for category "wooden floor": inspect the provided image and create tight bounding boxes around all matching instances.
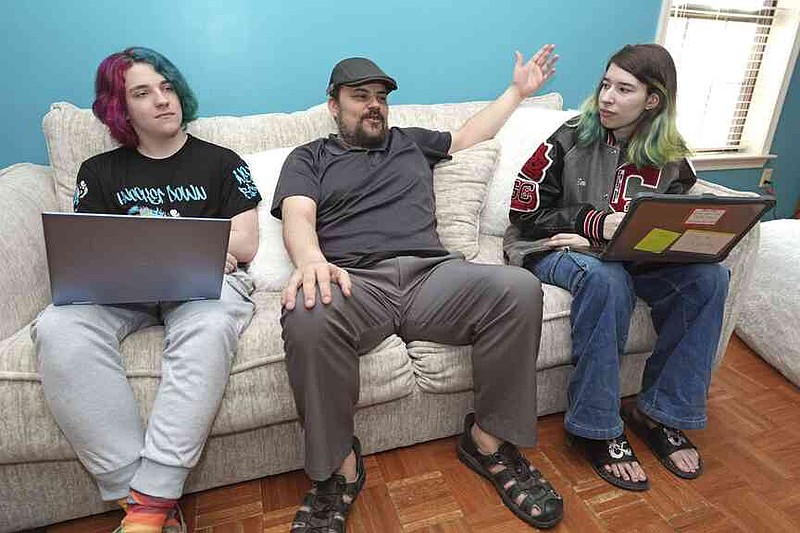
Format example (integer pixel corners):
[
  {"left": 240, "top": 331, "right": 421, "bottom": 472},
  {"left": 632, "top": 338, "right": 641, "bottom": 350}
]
[{"left": 44, "top": 335, "right": 800, "bottom": 532}]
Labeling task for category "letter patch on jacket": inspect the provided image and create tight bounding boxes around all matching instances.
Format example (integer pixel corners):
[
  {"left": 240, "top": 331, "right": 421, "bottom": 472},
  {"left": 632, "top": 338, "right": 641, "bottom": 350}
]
[
  {"left": 510, "top": 142, "right": 553, "bottom": 212},
  {"left": 609, "top": 164, "right": 662, "bottom": 213}
]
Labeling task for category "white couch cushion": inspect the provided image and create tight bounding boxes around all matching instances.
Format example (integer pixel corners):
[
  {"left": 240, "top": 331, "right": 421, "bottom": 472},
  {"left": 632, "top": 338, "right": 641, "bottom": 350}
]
[
  {"left": 433, "top": 139, "right": 500, "bottom": 259},
  {"left": 481, "top": 107, "right": 580, "bottom": 237},
  {"left": 242, "top": 147, "right": 296, "bottom": 291},
  {"left": 407, "top": 283, "right": 659, "bottom": 394}
]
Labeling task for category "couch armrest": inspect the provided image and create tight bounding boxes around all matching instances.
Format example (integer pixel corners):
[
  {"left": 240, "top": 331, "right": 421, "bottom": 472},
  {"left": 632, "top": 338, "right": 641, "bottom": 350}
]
[
  {"left": 0, "top": 164, "right": 58, "bottom": 340},
  {"left": 689, "top": 178, "right": 760, "bottom": 197},
  {"left": 716, "top": 224, "right": 759, "bottom": 367},
  {"left": 690, "top": 178, "right": 762, "bottom": 366}
]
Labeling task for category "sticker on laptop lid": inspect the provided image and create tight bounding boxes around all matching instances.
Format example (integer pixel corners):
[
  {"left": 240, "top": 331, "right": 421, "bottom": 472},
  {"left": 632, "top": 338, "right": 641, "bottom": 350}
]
[
  {"left": 685, "top": 208, "right": 725, "bottom": 226},
  {"left": 669, "top": 229, "right": 736, "bottom": 255},
  {"left": 633, "top": 228, "right": 682, "bottom": 253}
]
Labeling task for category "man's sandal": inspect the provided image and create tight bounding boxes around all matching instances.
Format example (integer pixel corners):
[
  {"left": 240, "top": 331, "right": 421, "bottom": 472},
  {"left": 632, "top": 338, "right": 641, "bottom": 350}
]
[
  {"left": 291, "top": 437, "right": 366, "bottom": 532},
  {"left": 567, "top": 432, "right": 650, "bottom": 491},
  {"left": 620, "top": 403, "right": 703, "bottom": 480},
  {"left": 457, "top": 413, "right": 563, "bottom": 529}
]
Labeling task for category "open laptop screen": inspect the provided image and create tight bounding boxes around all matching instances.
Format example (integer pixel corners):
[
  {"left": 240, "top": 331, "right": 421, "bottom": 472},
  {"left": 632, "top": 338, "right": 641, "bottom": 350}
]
[{"left": 42, "top": 212, "right": 230, "bottom": 305}]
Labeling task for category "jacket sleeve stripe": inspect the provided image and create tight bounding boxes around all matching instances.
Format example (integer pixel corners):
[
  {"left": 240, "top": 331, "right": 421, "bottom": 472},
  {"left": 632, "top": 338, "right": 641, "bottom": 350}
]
[{"left": 579, "top": 208, "right": 607, "bottom": 241}]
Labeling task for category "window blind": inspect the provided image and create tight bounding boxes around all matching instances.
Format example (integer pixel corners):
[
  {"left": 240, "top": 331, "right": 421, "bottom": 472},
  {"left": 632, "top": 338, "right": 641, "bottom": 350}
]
[{"left": 663, "top": 0, "right": 777, "bottom": 152}]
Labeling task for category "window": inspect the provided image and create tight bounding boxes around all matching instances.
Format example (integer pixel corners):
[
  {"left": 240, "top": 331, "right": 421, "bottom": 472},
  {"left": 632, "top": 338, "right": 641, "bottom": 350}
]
[{"left": 657, "top": 0, "right": 800, "bottom": 169}]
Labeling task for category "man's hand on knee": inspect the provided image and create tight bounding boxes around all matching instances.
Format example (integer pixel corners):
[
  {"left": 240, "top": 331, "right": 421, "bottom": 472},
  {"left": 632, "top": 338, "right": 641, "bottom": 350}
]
[{"left": 281, "top": 261, "right": 352, "bottom": 310}]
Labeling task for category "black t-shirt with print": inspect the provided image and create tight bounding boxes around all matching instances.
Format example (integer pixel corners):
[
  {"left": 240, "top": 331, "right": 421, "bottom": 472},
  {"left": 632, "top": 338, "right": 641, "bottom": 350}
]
[{"left": 74, "top": 134, "right": 261, "bottom": 218}]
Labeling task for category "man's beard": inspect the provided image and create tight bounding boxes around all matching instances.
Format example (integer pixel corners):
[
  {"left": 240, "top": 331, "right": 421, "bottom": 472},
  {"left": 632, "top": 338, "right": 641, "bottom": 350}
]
[{"left": 336, "top": 111, "right": 387, "bottom": 148}]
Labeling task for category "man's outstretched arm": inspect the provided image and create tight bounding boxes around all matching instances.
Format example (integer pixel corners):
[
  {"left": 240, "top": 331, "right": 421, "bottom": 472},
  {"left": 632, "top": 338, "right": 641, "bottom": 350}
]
[
  {"left": 449, "top": 45, "right": 558, "bottom": 154},
  {"left": 280, "top": 195, "right": 352, "bottom": 310}
]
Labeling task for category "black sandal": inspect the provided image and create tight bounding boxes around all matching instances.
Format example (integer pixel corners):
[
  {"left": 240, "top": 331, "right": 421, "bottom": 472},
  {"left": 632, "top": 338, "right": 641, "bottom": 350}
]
[
  {"left": 457, "top": 413, "right": 563, "bottom": 529},
  {"left": 291, "top": 437, "right": 366, "bottom": 533},
  {"left": 567, "top": 432, "right": 650, "bottom": 491},
  {"left": 620, "top": 403, "right": 703, "bottom": 480}
]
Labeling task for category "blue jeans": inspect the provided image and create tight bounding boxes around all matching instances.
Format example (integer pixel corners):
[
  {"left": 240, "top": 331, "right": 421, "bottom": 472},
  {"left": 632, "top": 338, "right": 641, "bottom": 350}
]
[{"left": 526, "top": 251, "right": 729, "bottom": 440}]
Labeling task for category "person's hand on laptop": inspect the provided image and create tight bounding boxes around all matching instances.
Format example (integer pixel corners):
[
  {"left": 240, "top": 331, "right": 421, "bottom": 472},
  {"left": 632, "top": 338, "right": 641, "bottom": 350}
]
[
  {"left": 602, "top": 212, "right": 626, "bottom": 240},
  {"left": 225, "top": 252, "right": 238, "bottom": 274},
  {"left": 544, "top": 233, "right": 590, "bottom": 250}
]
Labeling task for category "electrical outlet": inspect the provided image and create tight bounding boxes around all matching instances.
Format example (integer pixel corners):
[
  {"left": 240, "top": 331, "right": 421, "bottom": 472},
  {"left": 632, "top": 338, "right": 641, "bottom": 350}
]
[{"left": 759, "top": 168, "right": 774, "bottom": 187}]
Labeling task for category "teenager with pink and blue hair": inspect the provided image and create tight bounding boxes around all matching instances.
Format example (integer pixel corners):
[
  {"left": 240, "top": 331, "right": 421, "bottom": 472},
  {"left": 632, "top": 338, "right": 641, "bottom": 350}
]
[
  {"left": 504, "top": 44, "right": 728, "bottom": 492},
  {"left": 33, "top": 47, "right": 261, "bottom": 532}
]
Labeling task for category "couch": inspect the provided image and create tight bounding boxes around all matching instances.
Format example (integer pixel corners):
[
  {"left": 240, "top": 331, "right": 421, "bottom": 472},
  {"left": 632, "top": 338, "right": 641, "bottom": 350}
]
[{"left": 0, "top": 93, "right": 761, "bottom": 531}]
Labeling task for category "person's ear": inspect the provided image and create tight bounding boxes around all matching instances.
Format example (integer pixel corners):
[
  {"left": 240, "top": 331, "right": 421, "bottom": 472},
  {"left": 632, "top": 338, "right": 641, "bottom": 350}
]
[
  {"left": 645, "top": 93, "right": 660, "bottom": 111},
  {"left": 327, "top": 97, "right": 339, "bottom": 119}
]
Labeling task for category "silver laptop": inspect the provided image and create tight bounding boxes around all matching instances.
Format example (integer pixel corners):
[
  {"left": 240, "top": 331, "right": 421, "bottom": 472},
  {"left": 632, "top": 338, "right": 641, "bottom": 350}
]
[{"left": 42, "top": 212, "right": 231, "bottom": 306}]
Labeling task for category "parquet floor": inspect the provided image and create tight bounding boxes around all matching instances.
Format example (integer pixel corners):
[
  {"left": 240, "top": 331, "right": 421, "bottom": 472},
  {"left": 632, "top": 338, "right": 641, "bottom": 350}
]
[{"left": 44, "top": 335, "right": 800, "bottom": 532}]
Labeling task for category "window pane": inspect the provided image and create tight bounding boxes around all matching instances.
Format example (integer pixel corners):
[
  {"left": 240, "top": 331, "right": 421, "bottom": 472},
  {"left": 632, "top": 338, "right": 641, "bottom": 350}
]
[{"left": 665, "top": 17, "right": 760, "bottom": 150}]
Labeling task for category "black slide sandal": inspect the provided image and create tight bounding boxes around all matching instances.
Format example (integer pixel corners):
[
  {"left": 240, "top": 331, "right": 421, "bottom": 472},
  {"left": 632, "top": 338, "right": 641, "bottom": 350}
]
[
  {"left": 567, "top": 432, "right": 650, "bottom": 491},
  {"left": 621, "top": 403, "right": 703, "bottom": 480}
]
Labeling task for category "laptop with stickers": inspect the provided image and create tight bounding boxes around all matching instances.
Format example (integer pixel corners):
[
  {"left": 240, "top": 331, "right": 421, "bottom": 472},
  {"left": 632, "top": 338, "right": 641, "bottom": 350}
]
[
  {"left": 600, "top": 193, "right": 774, "bottom": 263},
  {"left": 42, "top": 212, "right": 230, "bottom": 305}
]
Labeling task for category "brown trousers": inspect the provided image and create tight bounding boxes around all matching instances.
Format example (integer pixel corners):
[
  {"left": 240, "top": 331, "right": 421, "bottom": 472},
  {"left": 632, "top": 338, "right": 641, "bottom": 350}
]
[{"left": 281, "top": 254, "right": 543, "bottom": 480}]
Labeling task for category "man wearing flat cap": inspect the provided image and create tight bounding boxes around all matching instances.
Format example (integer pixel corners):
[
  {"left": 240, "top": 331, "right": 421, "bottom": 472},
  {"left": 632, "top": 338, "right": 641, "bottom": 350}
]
[{"left": 271, "top": 47, "right": 562, "bottom": 531}]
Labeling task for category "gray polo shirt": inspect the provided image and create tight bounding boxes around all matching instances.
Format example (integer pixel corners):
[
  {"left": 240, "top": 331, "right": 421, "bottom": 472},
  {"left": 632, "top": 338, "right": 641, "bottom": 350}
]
[{"left": 271, "top": 127, "right": 452, "bottom": 268}]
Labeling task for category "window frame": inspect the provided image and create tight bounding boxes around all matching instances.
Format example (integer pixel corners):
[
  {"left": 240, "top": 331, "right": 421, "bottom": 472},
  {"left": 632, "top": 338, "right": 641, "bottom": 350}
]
[{"left": 656, "top": 0, "right": 800, "bottom": 170}]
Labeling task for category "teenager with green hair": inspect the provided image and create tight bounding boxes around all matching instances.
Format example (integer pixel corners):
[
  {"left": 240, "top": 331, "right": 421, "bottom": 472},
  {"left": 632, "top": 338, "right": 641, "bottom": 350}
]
[{"left": 504, "top": 43, "right": 728, "bottom": 492}]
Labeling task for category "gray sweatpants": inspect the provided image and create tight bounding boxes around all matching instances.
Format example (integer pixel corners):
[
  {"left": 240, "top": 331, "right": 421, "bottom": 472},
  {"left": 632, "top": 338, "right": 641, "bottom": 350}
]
[
  {"left": 281, "top": 254, "right": 543, "bottom": 480},
  {"left": 32, "top": 271, "right": 255, "bottom": 500}
]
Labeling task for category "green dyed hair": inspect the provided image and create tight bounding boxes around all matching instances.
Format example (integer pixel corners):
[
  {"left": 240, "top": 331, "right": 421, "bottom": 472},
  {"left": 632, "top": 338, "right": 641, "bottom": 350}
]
[{"left": 576, "top": 44, "right": 691, "bottom": 168}]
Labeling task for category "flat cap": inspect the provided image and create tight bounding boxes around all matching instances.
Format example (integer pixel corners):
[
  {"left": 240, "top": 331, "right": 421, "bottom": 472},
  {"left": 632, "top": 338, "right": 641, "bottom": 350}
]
[{"left": 327, "top": 57, "right": 398, "bottom": 95}]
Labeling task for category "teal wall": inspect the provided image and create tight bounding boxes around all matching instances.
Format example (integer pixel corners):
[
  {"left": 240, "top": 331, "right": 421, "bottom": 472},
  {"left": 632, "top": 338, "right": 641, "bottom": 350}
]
[
  {"left": 762, "top": 59, "right": 800, "bottom": 218},
  {"left": 2, "top": 0, "right": 797, "bottom": 216}
]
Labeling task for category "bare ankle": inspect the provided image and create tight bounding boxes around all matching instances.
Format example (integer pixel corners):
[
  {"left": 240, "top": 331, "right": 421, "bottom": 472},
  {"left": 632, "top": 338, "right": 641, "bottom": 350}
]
[
  {"left": 336, "top": 450, "right": 358, "bottom": 483},
  {"left": 471, "top": 422, "right": 502, "bottom": 455}
]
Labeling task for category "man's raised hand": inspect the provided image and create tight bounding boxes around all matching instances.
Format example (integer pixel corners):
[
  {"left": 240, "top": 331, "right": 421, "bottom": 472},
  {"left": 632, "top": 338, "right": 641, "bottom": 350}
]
[{"left": 512, "top": 44, "right": 558, "bottom": 99}]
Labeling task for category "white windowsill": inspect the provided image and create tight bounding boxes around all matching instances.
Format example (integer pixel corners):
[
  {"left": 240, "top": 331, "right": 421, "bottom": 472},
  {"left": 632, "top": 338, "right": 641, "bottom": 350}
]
[{"left": 690, "top": 153, "right": 776, "bottom": 171}]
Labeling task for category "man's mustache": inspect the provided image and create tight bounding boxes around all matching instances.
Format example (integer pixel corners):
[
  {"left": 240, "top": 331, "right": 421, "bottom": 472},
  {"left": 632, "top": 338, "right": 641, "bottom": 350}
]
[{"left": 362, "top": 111, "right": 385, "bottom": 121}]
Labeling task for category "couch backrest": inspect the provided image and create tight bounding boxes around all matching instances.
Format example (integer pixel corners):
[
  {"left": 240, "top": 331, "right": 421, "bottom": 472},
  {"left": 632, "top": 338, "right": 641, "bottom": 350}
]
[{"left": 42, "top": 93, "right": 564, "bottom": 213}]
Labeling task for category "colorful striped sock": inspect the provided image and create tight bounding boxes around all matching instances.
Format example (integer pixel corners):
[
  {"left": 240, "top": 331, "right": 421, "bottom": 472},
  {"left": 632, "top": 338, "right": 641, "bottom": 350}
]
[{"left": 119, "top": 489, "right": 177, "bottom": 533}]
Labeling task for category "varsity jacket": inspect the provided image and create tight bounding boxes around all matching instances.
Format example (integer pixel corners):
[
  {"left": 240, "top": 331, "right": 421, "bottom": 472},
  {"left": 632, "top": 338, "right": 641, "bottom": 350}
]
[{"left": 503, "top": 118, "right": 696, "bottom": 266}]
